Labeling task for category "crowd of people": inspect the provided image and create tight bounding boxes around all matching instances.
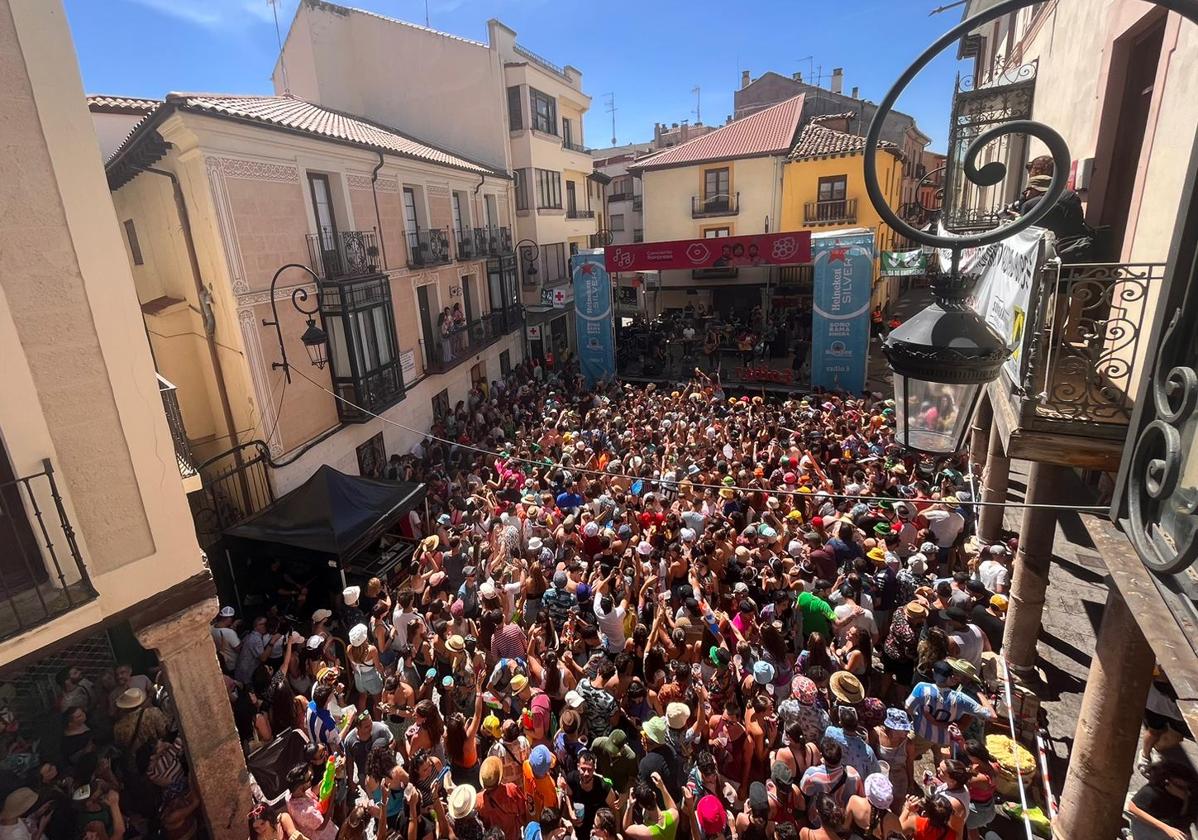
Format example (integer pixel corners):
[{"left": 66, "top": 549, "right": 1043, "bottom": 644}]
[{"left": 192, "top": 355, "right": 1048, "bottom": 840}]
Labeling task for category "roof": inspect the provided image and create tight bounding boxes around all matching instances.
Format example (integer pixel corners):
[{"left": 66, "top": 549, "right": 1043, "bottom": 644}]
[
  {"left": 87, "top": 95, "right": 160, "bottom": 115},
  {"left": 629, "top": 95, "right": 805, "bottom": 171},
  {"left": 788, "top": 122, "right": 898, "bottom": 161},
  {"left": 107, "top": 93, "right": 506, "bottom": 186},
  {"left": 224, "top": 465, "right": 425, "bottom": 559},
  {"left": 811, "top": 111, "right": 859, "bottom": 124},
  {"left": 301, "top": 0, "right": 486, "bottom": 47}
]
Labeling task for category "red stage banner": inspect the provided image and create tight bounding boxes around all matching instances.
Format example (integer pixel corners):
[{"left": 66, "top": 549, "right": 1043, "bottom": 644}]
[{"left": 605, "top": 231, "right": 812, "bottom": 273}]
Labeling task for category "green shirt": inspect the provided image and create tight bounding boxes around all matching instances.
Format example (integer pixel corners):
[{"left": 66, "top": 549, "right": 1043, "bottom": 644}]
[
  {"left": 647, "top": 810, "right": 678, "bottom": 840},
  {"left": 797, "top": 591, "right": 836, "bottom": 638}
]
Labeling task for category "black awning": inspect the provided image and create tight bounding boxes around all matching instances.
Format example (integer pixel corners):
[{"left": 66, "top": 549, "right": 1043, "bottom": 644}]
[{"left": 223, "top": 464, "right": 425, "bottom": 562}]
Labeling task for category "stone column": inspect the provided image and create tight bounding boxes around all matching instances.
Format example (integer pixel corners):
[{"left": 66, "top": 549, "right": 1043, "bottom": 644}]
[
  {"left": 1002, "top": 462, "right": 1066, "bottom": 674},
  {"left": 136, "top": 596, "right": 252, "bottom": 840},
  {"left": 969, "top": 392, "right": 992, "bottom": 483},
  {"left": 977, "top": 416, "right": 1011, "bottom": 542},
  {"left": 1053, "top": 588, "right": 1153, "bottom": 840}
]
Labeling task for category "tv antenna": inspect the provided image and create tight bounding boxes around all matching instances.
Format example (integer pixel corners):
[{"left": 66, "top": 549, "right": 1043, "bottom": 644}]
[
  {"left": 795, "top": 55, "right": 821, "bottom": 87},
  {"left": 692, "top": 86, "right": 701, "bottom": 124},
  {"left": 267, "top": 0, "right": 289, "bottom": 94},
  {"left": 604, "top": 93, "right": 617, "bottom": 145}
]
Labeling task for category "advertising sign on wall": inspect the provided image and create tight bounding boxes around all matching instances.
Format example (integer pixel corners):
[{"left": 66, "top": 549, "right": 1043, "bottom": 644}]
[
  {"left": 811, "top": 230, "right": 875, "bottom": 393},
  {"left": 604, "top": 231, "right": 812, "bottom": 273},
  {"left": 881, "top": 249, "right": 926, "bottom": 276},
  {"left": 571, "top": 251, "right": 615, "bottom": 386}
]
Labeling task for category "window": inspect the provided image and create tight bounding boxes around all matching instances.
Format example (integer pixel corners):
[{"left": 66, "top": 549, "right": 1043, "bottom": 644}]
[
  {"left": 566, "top": 181, "right": 577, "bottom": 213},
  {"left": 403, "top": 187, "right": 421, "bottom": 249},
  {"left": 432, "top": 388, "right": 450, "bottom": 420},
  {"left": 470, "top": 361, "right": 487, "bottom": 388},
  {"left": 562, "top": 117, "right": 574, "bottom": 146},
  {"left": 499, "top": 350, "right": 512, "bottom": 377},
  {"left": 535, "top": 169, "right": 562, "bottom": 209},
  {"left": 610, "top": 176, "right": 632, "bottom": 199},
  {"left": 611, "top": 213, "right": 625, "bottom": 231},
  {"left": 321, "top": 275, "right": 404, "bottom": 421},
  {"left": 530, "top": 88, "right": 557, "bottom": 135},
  {"left": 514, "top": 169, "right": 529, "bottom": 212},
  {"left": 633, "top": 229, "right": 644, "bottom": 243},
  {"left": 507, "top": 85, "right": 523, "bottom": 130},
  {"left": 123, "top": 219, "right": 143, "bottom": 265},
  {"left": 704, "top": 168, "right": 730, "bottom": 201},
  {"left": 540, "top": 242, "right": 567, "bottom": 286},
  {"left": 452, "top": 192, "right": 467, "bottom": 238},
  {"left": 818, "top": 175, "right": 848, "bottom": 202},
  {"left": 704, "top": 227, "right": 731, "bottom": 238}
]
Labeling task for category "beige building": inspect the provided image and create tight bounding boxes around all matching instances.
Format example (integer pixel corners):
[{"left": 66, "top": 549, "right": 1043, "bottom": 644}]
[
  {"left": 101, "top": 94, "right": 524, "bottom": 512},
  {"left": 1, "top": 1, "right": 248, "bottom": 836},
  {"left": 273, "top": 0, "right": 599, "bottom": 360}
]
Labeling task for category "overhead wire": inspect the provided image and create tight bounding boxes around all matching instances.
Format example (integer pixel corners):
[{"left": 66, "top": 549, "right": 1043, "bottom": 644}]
[{"left": 290, "top": 367, "right": 1108, "bottom": 513}]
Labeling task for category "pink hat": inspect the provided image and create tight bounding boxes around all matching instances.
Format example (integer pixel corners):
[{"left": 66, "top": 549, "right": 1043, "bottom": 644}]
[
  {"left": 783, "top": 472, "right": 797, "bottom": 484},
  {"left": 791, "top": 675, "right": 817, "bottom": 705},
  {"left": 696, "top": 795, "right": 727, "bottom": 834},
  {"left": 450, "top": 599, "right": 465, "bottom": 617}
]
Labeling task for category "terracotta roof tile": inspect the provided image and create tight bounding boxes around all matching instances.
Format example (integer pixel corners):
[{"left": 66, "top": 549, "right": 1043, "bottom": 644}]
[
  {"left": 788, "top": 123, "right": 897, "bottom": 161},
  {"left": 629, "top": 95, "right": 805, "bottom": 171},
  {"left": 87, "top": 95, "right": 161, "bottom": 115},
  {"left": 171, "top": 94, "right": 502, "bottom": 176},
  {"left": 810, "top": 111, "right": 859, "bottom": 124}
]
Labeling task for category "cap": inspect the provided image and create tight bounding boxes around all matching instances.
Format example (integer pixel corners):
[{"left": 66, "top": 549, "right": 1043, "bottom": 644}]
[
  {"left": 564, "top": 690, "right": 584, "bottom": 709},
  {"left": 552, "top": 571, "right": 569, "bottom": 588},
  {"left": 748, "top": 781, "right": 769, "bottom": 813},
  {"left": 342, "top": 585, "right": 361, "bottom": 606},
  {"left": 695, "top": 795, "right": 727, "bottom": 834},
  {"left": 348, "top": 623, "right": 369, "bottom": 647},
  {"left": 940, "top": 606, "right": 970, "bottom": 624},
  {"left": 528, "top": 537, "right": 544, "bottom": 552},
  {"left": 528, "top": 744, "right": 554, "bottom": 777},
  {"left": 482, "top": 715, "right": 502, "bottom": 739},
  {"left": 462, "top": 565, "right": 476, "bottom": 578},
  {"left": 218, "top": 606, "right": 235, "bottom": 618},
  {"left": 637, "top": 540, "right": 654, "bottom": 556},
  {"left": 990, "top": 594, "right": 1009, "bottom": 612},
  {"left": 753, "top": 660, "right": 775, "bottom": 685},
  {"left": 306, "top": 634, "right": 324, "bottom": 651},
  {"left": 771, "top": 761, "right": 793, "bottom": 786},
  {"left": 311, "top": 608, "right": 332, "bottom": 623}
]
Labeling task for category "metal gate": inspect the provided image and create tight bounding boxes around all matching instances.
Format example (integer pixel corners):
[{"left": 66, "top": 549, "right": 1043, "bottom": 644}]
[{"left": 190, "top": 441, "right": 275, "bottom": 549}]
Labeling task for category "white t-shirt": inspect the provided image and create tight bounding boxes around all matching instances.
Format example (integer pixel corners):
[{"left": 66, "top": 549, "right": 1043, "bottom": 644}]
[
  {"left": 594, "top": 594, "right": 628, "bottom": 651},
  {"left": 924, "top": 509, "right": 965, "bottom": 547},
  {"left": 949, "top": 624, "right": 984, "bottom": 668},
  {"left": 210, "top": 627, "right": 239, "bottom": 671},
  {"left": 833, "top": 604, "right": 878, "bottom": 642},
  {"left": 0, "top": 818, "right": 32, "bottom": 840},
  {"left": 977, "top": 560, "right": 1010, "bottom": 593}
]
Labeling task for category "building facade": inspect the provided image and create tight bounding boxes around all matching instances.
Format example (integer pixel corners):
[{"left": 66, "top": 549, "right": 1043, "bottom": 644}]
[
  {"left": 103, "top": 94, "right": 524, "bottom": 510},
  {"left": 2, "top": 2, "right": 249, "bottom": 836},
  {"left": 592, "top": 144, "right": 651, "bottom": 246},
  {"left": 274, "top": 0, "right": 598, "bottom": 361},
  {"left": 629, "top": 96, "right": 804, "bottom": 318}
]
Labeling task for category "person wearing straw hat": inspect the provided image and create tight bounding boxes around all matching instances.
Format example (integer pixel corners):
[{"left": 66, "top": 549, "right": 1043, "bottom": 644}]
[
  {"left": 0, "top": 788, "right": 46, "bottom": 840},
  {"left": 113, "top": 686, "right": 169, "bottom": 756},
  {"left": 446, "top": 783, "right": 484, "bottom": 836}
]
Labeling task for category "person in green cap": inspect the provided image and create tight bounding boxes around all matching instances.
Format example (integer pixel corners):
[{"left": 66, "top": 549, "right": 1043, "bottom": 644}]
[{"left": 591, "top": 728, "right": 638, "bottom": 802}]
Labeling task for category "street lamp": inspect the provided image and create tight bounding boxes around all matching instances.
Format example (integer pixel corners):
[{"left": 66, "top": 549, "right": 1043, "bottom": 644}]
[
  {"left": 861, "top": 0, "right": 1075, "bottom": 454},
  {"left": 516, "top": 238, "right": 539, "bottom": 280},
  {"left": 263, "top": 263, "right": 329, "bottom": 383}
]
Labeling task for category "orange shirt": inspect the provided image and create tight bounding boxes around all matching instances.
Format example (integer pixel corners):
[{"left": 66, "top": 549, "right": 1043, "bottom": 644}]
[{"left": 522, "top": 760, "right": 558, "bottom": 816}]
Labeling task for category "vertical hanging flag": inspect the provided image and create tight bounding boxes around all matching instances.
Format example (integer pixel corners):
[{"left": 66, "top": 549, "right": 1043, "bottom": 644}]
[
  {"left": 811, "top": 230, "right": 874, "bottom": 393},
  {"left": 571, "top": 250, "right": 615, "bottom": 386}
]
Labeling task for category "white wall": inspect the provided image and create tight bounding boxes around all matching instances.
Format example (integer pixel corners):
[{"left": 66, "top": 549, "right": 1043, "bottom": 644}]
[{"left": 90, "top": 112, "right": 142, "bottom": 162}]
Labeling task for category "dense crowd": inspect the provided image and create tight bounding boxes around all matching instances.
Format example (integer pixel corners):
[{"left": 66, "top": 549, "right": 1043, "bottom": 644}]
[{"left": 196, "top": 356, "right": 1039, "bottom": 840}]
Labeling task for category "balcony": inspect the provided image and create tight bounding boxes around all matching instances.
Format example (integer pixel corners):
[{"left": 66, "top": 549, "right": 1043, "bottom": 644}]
[
  {"left": 307, "top": 229, "right": 383, "bottom": 281},
  {"left": 589, "top": 232, "right": 613, "bottom": 248},
  {"left": 633, "top": 196, "right": 643, "bottom": 211},
  {"left": 562, "top": 139, "right": 590, "bottom": 154},
  {"left": 0, "top": 459, "right": 96, "bottom": 641},
  {"left": 989, "top": 261, "right": 1165, "bottom": 471},
  {"left": 609, "top": 192, "right": 632, "bottom": 203},
  {"left": 455, "top": 229, "right": 477, "bottom": 262},
  {"left": 691, "top": 193, "right": 740, "bottom": 218},
  {"left": 566, "top": 208, "right": 595, "bottom": 219},
  {"left": 158, "top": 375, "right": 201, "bottom": 493},
  {"left": 474, "top": 226, "right": 513, "bottom": 257},
  {"left": 804, "top": 198, "right": 858, "bottom": 225},
  {"left": 418, "top": 309, "right": 521, "bottom": 375},
  {"left": 407, "top": 228, "right": 451, "bottom": 268}
]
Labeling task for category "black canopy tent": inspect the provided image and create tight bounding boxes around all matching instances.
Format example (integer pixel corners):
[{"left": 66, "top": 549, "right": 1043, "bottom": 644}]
[{"left": 224, "top": 464, "right": 425, "bottom": 588}]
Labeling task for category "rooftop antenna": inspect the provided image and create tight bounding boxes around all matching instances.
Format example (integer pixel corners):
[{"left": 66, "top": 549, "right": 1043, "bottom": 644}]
[
  {"left": 424, "top": 0, "right": 430, "bottom": 27},
  {"left": 268, "top": 0, "right": 289, "bottom": 95},
  {"left": 604, "top": 93, "right": 617, "bottom": 145},
  {"left": 692, "top": 85, "right": 701, "bottom": 123},
  {"left": 795, "top": 55, "right": 814, "bottom": 85}
]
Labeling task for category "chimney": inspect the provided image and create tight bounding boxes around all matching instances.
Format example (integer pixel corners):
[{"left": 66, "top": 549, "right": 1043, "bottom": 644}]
[
  {"left": 741, "top": 70, "right": 751, "bottom": 89},
  {"left": 792, "top": 71, "right": 803, "bottom": 82},
  {"left": 654, "top": 123, "right": 663, "bottom": 145},
  {"left": 680, "top": 123, "right": 689, "bottom": 142},
  {"left": 672, "top": 122, "right": 678, "bottom": 128},
  {"left": 851, "top": 86, "right": 859, "bottom": 99},
  {"left": 831, "top": 68, "right": 844, "bottom": 95}
]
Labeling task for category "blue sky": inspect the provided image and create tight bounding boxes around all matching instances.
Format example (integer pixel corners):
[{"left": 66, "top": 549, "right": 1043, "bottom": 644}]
[{"left": 64, "top": 0, "right": 968, "bottom": 152}]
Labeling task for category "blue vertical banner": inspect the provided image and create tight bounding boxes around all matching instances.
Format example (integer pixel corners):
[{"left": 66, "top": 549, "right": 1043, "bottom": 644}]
[
  {"left": 811, "top": 230, "right": 874, "bottom": 393},
  {"left": 571, "top": 250, "right": 615, "bottom": 386}
]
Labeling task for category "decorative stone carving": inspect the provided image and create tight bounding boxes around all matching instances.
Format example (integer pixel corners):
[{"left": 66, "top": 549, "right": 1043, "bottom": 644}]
[
  {"left": 205, "top": 156, "right": 248, "bottom": 295},
  {"left": 220, "top": 157, "right": 299, "bottom": 183}
]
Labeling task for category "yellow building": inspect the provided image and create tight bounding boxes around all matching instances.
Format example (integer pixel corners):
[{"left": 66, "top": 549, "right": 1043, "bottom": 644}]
[{"left": 780, "top": 115, "right": 906, "bottom": 310}]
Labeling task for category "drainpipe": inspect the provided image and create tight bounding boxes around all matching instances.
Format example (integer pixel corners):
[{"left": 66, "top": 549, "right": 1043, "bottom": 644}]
[
  {"left": 140, "top": 166, "right": 250, "bottom": 503},
  {"left": 370, "top": 150, "right": 388, "bottom": 270}
]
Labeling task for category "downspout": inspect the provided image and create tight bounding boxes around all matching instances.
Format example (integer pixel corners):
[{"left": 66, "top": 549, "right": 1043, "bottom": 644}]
[
  {"left": 139, "top": 165, "right": 250, "bottom": 502},
  {"left": 370, "top": 150, "right": 388, "bottom": 270}
]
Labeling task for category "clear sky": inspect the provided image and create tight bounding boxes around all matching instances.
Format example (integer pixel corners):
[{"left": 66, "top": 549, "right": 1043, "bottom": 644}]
[{"left": 63, "top": 0, "right": 969, "bottom": 152}]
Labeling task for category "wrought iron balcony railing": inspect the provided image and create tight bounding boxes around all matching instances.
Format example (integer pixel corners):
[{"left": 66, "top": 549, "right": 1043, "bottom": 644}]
[
  {"left": 407, "top": 228, "right": 451, "bottom": 268},
  {"left": 0, "top": 459, "right": 96, "bottom": 641},
  {"left": 1018, "top": 261, "right": 1166, "bottom": 431},
  {"left": 562, "top": 139, "right": 590, "bottom": 154},
  {"left": 455, "top": 229, "right": 477, "bottom": 261},
  {"left": 691, "top": 193, "right": 740, "bottom": 218},
  {"left": 804, "top": 198, "right": 858, "bottom": 225},
  {"left": 566, "top": 208, "right": 595, "bottom": 219},
  {"left": 418, "top": 310, "right": 516, "bottom": 375},
  {"left": 158, "top": 375, "right": 197, "bottom": 481},
  {"left": 609, "top": 191, "right": 632, "bottom": 203},
  {"left": 474, "top": 226, "right": 513, "bottom": 257},
  {"left": 306, "top": 229, "right": 383, "bottom": 280}
]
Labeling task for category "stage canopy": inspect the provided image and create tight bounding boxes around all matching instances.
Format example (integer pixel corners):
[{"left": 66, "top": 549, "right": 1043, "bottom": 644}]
[{"left": 224, "top": 465, "right": 424, "bottom": 563}]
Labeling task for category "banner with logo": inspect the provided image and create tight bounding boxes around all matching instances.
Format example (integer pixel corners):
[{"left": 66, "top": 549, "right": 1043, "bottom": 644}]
[
  {"left": 605, "top": 231, "right": 812, "bottom": 273},
  {"left": 571, "top": 251, "right": 615, "bottom": 386},
  {"left": 937, "top": 224, "right": 1045, "bottom": 381},
  {"left": 540, "top": 285, "right": 573, "bottom": 308},
  {"left": 881, "top": 249, "right": 926, "bottom": 276},
  {"left": 811, "top": 230, "right": 874, "bottom": 393}
]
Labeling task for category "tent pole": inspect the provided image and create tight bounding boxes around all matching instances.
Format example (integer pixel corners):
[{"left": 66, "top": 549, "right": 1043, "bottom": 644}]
[
  {"left": 424, "top": 496, "right": 431, "bottom": 536},
  {"left": 339, "top": 565, "right": 347, "bottom": 589},
  {"left": 227, "top": 549, "right": 241, "bottom": 609}
]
